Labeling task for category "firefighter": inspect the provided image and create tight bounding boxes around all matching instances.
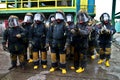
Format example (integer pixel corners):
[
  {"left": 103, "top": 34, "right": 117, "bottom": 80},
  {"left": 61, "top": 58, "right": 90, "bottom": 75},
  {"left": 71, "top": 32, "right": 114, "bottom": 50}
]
[
  {"left": 70, "top": 10, "right": 90, "bottom": 73},
  {"left": 46, "top": 10, "right": 69, "bottom": 74},
  {"left": 45, "top": 14, "right": 55, "bottom": 51},
  {"left": 87, "top": 17, "right": 99, "bottom": 59},
  {"left": 22, "top": 13, "right": 33, "bottom": 63},
  {"left": 29, "top": 13, "right": 47, "bottom": 69},
  {"left": 65, "top": 14, "right": 75, "bottom": 60},
  {"left": 97, "top": 13, "right": 116, "bottom": 67},
  {"left": 2, "top": 15, "right": 26, "bottom": 70}
]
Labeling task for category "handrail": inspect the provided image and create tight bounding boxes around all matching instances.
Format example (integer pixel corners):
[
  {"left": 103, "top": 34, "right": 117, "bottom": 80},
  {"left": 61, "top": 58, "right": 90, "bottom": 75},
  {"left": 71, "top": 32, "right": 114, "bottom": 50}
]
[
  {"left": 0, "top": 0, "right": 95, "bottom": 16},
  {"left": 0, "top": 0, "right": 75, "bottom": 9}
]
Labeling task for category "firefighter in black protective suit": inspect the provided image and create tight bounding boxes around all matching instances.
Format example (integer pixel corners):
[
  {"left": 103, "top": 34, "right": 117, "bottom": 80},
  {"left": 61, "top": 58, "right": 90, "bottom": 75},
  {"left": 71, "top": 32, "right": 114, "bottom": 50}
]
[
  {"left": 29, "top": 13, "right": 47, "bottom": 69},
  {"left": 22, "top": 13, "right": 33, "bottom": 63},
  {"left": 70, "top": 10, "right": 90, "bottom": 73},
  {"left": 97, "top": 13, "right": 116, "bottom": 67},
  {"left": 87, "top": 17, "right": 99, "bottom": 59},
  {"left": 65, "top": 14, "right": 75, "bottom": 60},
  {"left": 46, "top": 10, "right": 69, "bottom": 74},
  {"left": 45, "top": 14, "right": 55, "bottom": 50},
  {"left": 2, "top": 15, "right": 26, "bottom": 70}
]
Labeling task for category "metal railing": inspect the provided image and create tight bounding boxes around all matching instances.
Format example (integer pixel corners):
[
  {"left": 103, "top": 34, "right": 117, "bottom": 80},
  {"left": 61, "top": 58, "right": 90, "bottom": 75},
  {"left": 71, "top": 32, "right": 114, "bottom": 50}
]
[{"left": 0, "top": 0, "right": 76, "bottom": 9}]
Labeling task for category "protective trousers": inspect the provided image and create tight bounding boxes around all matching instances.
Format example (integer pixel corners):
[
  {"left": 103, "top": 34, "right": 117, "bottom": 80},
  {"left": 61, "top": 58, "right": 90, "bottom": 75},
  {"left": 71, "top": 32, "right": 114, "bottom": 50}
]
[
  {"left": 99, "top": 48, "right": 111, "bottom": 60},
  {"left": 10, "top": 53, "right": 25, "bottom": 67}
]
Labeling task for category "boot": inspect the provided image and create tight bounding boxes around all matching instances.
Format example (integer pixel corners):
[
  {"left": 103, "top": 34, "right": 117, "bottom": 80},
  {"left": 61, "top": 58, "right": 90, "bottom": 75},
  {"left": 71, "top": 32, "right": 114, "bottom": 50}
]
[
  {"left": 76, "top": 67, "right": 85, "bottom": 73},
  {"left": 42, "top": 65, "right": 47, "bottom": 69},
  {"left": 41, "top": 52, "right": 47, "bottom": 69},
  {"left": 34, "top": 65, "right": 38, "bottom": 70},
  {"left": 98, "top": 59, "right": 104, "bottom": 64},
  {"left": 28, "top": 58, "right": 33, "bottom": 63},
  {"left": 61, "top": 69, "right": 67, "bottom": 74},
  {"left": 105, "top": 60, "right": 110, "bottom": 67},
  {"left": 49, "top": 67, "right": 56, "bottom": 72},
  {"left": 70, "top": 66, "right": 75, "bottom": 70},
  {"left": 91, "top": 55, "right": 96, "bottom": 60},
  {"left": 33, "top": 61, "right": 39, "bottom": 70}
]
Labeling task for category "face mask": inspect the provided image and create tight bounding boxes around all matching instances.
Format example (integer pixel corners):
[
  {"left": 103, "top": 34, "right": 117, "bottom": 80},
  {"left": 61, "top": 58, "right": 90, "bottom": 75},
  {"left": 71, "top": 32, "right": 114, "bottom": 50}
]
[{"left": 50, "top": 17, "right": 55, "bottom": 22}]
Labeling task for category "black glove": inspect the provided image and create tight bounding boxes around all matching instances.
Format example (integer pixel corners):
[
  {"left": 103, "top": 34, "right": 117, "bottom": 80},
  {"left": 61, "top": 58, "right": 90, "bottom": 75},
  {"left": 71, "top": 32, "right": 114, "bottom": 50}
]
[
  {"left": 64, "top": 43, "right": 69, "bottom": 51},
  {"left": 45, "top": 43, "right": 50, "bottom": 51}
]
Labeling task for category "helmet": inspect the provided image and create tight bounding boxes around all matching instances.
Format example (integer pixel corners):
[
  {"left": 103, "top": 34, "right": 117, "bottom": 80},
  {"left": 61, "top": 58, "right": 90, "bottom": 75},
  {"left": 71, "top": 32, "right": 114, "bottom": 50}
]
[
  {"left": 66, "top": 14, "right": 74, "bottom": 23},
  {"left": 34, "top": 13, "right": 45, "bottom": 24},
  {"left": 8, "top": 15, "right": 19, "bottom": 27},
  {"left": 55, "top": 10, "right": 65, "bottom": 23},
  {"left": 23, "top": 13, "right": 33, "bottom": 23},
  {"left": 100, "top": 13, "right": 110, "bottom": 24},
  {"left": 48, "top": 14, "right": 55, "bottom": 23},
  {"left": 77, "top": 10, "right": 89, "bottom": 24}
]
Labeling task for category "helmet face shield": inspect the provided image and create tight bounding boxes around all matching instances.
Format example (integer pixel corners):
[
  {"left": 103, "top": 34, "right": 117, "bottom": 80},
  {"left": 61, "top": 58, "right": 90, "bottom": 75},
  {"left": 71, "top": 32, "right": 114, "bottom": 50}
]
[
  {"left": 77, "top": 13, "right": 89, "bottom": 24},
  {"left": 34, "top": 13, "right": 42, "bottom": 21},
  {"left": 23, "top": 15, "right": 32, "bottom": 23},
  {"left": 66, "top": 15, "right": 72, "bottom": 22},
  {"left": 100, "top": 13, "right": 110, "bottom": 24},
  {"left": 50, "top": 17, "right": 55, "bottom": 22},
  {"left": 9, "top": 17, "right": 19, "bottom": 27},
  {"left": 103, "top": 14, "right": 109, "bottom": 21},
  {"left": 13, "top": 18, "right": 19, "bottom": 27},
  {"left": 55, "top": 13, "right": 64, "bottom": 20}
]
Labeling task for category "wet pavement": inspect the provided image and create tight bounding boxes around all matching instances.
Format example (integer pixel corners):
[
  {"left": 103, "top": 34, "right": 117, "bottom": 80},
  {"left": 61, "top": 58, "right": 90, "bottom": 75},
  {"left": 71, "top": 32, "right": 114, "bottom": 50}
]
[{"left": 0, "top": 33, "right": 120, "bottom": 80}]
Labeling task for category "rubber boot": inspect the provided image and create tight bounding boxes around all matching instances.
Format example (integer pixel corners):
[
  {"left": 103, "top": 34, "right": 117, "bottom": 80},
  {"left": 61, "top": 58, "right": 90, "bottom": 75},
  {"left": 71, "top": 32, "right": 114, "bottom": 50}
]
[
  {"left": 41, "top": 52, "right": 47, "bottom": 69},
  {"left": 50, "top": 53, "right": 57, "bottom": 72},
  {"left": 60, "top": 54, "right": 67, "bottom": 74},
  {"left": 98, "top": 59, "right": 104, "bottom": 64},
  {"left": 105, "top": 60, "right": 110, "bottom": 67},
  {"left": 76, "top": 67, "right": 85, "bottom": 73}
]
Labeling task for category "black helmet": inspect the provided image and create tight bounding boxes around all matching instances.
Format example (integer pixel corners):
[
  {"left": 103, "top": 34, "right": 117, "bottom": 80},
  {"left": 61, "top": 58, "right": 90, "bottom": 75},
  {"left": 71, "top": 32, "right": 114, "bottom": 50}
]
[{"left": 100, "top": 13, "right": 110, "bottom": 24}]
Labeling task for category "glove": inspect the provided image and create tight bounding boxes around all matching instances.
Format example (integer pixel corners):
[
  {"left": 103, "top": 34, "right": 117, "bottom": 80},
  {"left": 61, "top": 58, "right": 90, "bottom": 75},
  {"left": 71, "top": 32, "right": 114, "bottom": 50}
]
[
  {"left": 2, "top": 45, "right": 8, "bottom": 51},
  {"left": 105, "top": 29, "right": 111, "bottom": 34},
  {"left": 16, "top": 34, "right": 21, "bottom": 38},
  {"left": 29, "top": 43, "right": 32, "bottom": 49},
  {"left": 99, "top": 29, "right": 105, "bottom": 34},
  {"left": 64, "top": 43, "right": 69, "bottom": 51},
  {"left": 45, "top": 43, "right": 50, "bottom": 51},
  {"left": 71, "top": 29, "right": 76, "bottom": 34}
]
